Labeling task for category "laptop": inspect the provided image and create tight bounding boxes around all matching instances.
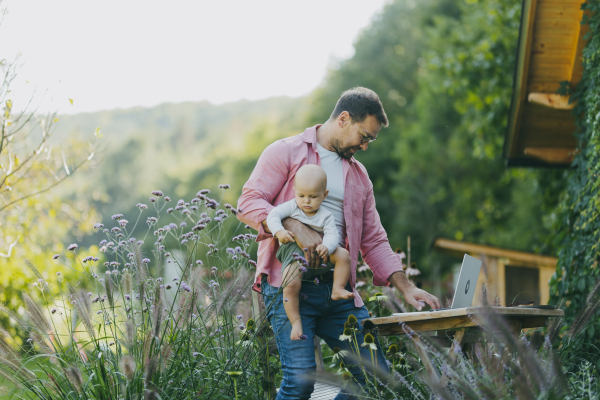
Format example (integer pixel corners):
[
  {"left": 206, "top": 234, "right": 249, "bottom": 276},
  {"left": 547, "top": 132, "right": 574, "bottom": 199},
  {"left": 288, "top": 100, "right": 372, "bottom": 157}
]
[{"left": 430, "top": 254, "right": 482, "bottom": 311}]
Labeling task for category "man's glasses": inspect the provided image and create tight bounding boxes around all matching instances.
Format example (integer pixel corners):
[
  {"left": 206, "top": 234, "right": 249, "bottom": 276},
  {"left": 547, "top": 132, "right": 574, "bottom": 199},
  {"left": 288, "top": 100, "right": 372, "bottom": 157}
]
[{"left": 358, "top": 124, "right": 377, "bottom": 144}]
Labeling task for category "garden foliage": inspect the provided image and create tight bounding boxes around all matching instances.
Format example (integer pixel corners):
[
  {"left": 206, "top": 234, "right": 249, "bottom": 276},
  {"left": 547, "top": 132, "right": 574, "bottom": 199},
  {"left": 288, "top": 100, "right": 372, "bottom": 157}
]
[
  {"left": 1, "top": 185, "right": 598, "bottom": 400},
  {"left": 550, "top": 0, "right": 600, "bottom": 358}
]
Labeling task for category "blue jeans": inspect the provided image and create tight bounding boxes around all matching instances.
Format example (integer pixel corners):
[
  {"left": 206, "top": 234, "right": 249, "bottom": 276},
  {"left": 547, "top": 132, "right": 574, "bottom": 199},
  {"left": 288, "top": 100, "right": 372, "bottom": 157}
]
[{"left": 262, "top": 278, "right": 389, "bottom": 400}]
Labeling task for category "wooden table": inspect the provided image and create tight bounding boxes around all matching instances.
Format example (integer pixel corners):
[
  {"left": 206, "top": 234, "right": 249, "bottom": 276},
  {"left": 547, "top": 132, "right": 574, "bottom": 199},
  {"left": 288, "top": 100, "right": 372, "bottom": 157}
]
[{"left": 362, "top": 307, "right": 564, "bottom": 384}]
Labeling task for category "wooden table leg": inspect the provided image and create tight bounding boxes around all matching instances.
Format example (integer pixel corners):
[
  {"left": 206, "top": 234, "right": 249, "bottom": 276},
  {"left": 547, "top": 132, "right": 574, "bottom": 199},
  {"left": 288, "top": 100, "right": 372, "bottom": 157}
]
[
  {"left": 411, "top": 335, "right": 440, "bottom": 382},
  {"left": 439, "top": 328, "right": 466, "bottom": 388}
]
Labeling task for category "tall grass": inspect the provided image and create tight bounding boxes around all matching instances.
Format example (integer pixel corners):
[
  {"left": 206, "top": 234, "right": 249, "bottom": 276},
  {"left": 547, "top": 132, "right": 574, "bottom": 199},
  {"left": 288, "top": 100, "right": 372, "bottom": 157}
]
[{"left": 0, "top": 187, "right": 279, "bottom": 399}]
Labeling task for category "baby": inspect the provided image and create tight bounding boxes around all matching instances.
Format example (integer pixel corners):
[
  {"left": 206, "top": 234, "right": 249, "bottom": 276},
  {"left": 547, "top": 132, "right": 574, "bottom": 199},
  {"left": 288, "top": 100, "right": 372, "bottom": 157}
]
[{"left": 267, "top": 164, "right": 353, "bottom": 340}]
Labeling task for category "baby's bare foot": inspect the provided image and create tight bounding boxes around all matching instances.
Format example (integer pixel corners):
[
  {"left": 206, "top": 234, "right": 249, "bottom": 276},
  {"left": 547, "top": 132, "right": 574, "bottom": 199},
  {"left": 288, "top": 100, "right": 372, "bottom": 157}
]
[
  {"left": 331, "top": 287, "right": 354, "bottom": 301},
  {"left": 290, "top": 324, "right": 304, "bottom": 340}
]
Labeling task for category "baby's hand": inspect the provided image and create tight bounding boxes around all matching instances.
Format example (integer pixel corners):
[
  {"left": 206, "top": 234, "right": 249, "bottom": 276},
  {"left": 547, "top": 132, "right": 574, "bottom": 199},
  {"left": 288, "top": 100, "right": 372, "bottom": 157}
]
[
  {"left": 275, "top": 230, "right": 295, "bottom": 244},
  {"left": 316, "top": 245, "right": 329, "bottom": 258}
]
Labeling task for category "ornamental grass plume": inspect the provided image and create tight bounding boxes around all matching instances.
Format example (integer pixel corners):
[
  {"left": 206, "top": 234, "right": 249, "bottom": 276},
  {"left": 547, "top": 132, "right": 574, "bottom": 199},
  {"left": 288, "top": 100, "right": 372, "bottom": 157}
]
[
  {"left": 567, "top": 278, "right": 600, "bottom": 340},
  {"left": 22, "top": 293, "right": 51, "bottom": 334},
  {"left": 65, "top": 365, "right": 84, "bottom": 393},
  {"left": 69, "top": 285, "right": 95, "bottom": 340},
  {"left": 121, "top": 270, "right": 133, "bottom": 293},
  {"left": 121, "top": 355, "right": 136, "bottom": 380}
]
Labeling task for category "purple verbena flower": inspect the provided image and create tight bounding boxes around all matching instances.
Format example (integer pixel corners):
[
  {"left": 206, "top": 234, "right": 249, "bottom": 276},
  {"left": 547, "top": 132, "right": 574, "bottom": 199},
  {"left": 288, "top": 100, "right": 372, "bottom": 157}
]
[
  {"left": 111, "top": 214, "right": 123, "bottom": 220},
  {"left": 150, "top": 197, "right": 156, "bottom": 203},
  {"left": 180, "top": 282, "right": 191, "bottom": 292},
  {"left": 93, "top": 223, "right": 104, "bottom": 229},
  {"left": 152, "top": 190, "right": 164, "bottom": 197},
  {"left": 119, "top": 219, "right": 128, "bottom": 227},
  {"left": 142, "top": 258, "right": 151, "bottom": 264},
  {"left": 52, "top": 254, "right": 60, "bottom": 260},
  {"left": 67, "top": 244, "right": 78, "bottom": 251}
]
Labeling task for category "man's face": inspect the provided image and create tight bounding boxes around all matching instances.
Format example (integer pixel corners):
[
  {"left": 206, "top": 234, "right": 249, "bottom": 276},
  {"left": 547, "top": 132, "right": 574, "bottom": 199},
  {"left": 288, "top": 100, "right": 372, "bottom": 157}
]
[{"left": 331, "top": 113, "right": 382, "bottom": 160}]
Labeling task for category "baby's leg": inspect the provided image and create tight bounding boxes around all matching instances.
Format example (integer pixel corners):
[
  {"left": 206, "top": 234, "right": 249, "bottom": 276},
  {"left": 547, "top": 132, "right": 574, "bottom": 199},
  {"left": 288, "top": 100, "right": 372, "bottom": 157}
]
[
  {"left": 281, "top": 262, "right": 304, "bottom": 340},
  {"left": 329, "top": 248, "right": 354, "bottom": 301}
]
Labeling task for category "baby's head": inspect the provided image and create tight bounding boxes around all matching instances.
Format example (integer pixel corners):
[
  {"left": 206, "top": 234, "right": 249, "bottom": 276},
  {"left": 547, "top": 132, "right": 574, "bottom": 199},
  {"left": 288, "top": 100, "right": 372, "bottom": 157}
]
[{"left": 294, "top": 164, "right": 328, "bottom": 214}]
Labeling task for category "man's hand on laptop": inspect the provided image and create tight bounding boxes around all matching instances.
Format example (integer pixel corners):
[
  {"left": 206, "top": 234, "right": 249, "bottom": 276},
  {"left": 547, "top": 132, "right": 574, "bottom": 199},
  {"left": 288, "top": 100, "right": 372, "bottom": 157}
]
[
  {"left": 282, "top": 218, "right": 328, "bottom": 268},
  {"left": 403, "top": 286, "right": 440, "bottom": 311},
  {"left": 389, "top": 271, "right": 441, "bottom": 311}
]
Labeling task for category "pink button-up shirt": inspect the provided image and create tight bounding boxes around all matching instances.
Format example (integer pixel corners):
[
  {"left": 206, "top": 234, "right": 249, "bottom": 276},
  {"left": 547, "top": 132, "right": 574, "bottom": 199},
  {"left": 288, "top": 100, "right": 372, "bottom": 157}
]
[{"left": 236, "top": 125, "right": 403, "bottom": 307}]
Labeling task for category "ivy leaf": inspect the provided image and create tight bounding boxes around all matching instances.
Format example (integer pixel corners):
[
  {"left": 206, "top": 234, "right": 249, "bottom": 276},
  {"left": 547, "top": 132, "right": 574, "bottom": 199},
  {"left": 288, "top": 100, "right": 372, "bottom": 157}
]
[{"left": 578, "top": 277, "right": 586, "bottom": 292}]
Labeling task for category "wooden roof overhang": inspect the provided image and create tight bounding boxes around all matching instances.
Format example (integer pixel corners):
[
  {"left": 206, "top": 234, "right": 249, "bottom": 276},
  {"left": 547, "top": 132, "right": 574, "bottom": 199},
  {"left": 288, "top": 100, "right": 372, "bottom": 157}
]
[
  {"left": 433, "top": 238, "right": 557, "bottom": 268},
  {"left": 504, "top": 0, "right": 588, "bottom": 167}
]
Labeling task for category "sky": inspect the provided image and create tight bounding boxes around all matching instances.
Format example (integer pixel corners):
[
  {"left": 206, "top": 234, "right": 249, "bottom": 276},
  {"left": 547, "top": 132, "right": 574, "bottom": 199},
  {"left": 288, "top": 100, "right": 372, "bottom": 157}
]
[{"left": 0, "top": 0, "right": 389, "bottom": 114}]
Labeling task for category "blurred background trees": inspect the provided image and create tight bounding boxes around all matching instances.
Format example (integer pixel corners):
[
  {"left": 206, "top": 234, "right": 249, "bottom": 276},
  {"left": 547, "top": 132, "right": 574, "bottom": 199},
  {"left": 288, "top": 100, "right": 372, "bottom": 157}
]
[{"left": 0, "top": 51, "right": 99, "bottom": 341}]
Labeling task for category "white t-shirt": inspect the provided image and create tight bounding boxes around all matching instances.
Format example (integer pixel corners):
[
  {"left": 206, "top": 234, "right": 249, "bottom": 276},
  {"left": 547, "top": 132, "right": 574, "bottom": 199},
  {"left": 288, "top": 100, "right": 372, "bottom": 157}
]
[
  {"left": 316, "top": 143, "right": 345, "bottom": 246},
  {"left": 266, "top": 199, "right": 339, "bottom": 255}
]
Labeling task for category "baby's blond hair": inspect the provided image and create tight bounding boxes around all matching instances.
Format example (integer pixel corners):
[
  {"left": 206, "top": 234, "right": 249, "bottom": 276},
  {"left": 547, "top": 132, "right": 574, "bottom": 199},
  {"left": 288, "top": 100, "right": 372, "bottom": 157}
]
[{"left": 295, "top": 164, "right": 327, "bottom": 193}]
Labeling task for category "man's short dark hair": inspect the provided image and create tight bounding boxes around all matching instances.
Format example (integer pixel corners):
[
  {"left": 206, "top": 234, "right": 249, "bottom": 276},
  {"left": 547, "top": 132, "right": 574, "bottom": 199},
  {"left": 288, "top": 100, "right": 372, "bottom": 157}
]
[{"left": 330, "top": 87, "right": 389, "bottom": 128}]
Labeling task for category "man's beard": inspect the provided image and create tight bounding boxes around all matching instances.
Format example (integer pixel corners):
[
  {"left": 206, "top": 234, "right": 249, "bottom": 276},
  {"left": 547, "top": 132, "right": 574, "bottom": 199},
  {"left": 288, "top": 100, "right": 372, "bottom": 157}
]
[{"left": 330, "top": 138, "right": 360, "bottom": 160}]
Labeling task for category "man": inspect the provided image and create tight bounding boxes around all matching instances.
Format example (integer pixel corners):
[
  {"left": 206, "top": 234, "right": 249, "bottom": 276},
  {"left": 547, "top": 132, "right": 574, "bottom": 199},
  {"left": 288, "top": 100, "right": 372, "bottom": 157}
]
[{"left": 237, "top": 87, "right": 440, "bottom": 399}]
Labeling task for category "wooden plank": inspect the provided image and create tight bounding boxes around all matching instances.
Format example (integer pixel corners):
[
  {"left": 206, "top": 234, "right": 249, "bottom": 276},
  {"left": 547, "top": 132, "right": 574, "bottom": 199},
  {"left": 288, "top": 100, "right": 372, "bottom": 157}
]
[
  {"left": 521, "top": 103, "right": 575, "bottom": 118},
  {"left": 530, "top": 55, "right": 573, "bottom": 66},
  {"left": 521, "top": 115, "right": 576, "bottom": 131},
  {"left": 497, "top": 262, "right": 506, "bottom": 307},
  {"left": 535, "top": 17, "right": 585, "bottom": 29},
  {"left": 538, "top": 0, "right": 588, "bottom": 4},
  {"left": 528, "top": 66, "right": 571, "bottom": 81},
  {"left": 532, "top": 34, "right": 580, "bottom": 45},
  {"left": 520, "top": 121, "right": 577, "bottom": 135},
  {"left": 536, "top": 6, "right": 584, "bottom": 18},
  {"left": 527, "top": 82, "right": 562, "bottom": 93},
  {"left": 533, "top": 28, "right": 579, "bottom": 41},
  {"left": 539, "top": 266, "right": 556, "bottom": 305},
  {"left": 366, "top": 307, "right": 564, "bottom": 328},
  {"left": 570, "top": 7, "right": 589, "bottom": 85},
  {"left": 432, "top": 238, "right": 558, "bottom": 266},
  {"left": 532, "top": 42, "right": 576, "bottom": 52},
  {"left": 519, "top": 133, "right": 577, "bottom": 150},
  {"left": 518, "top": 135, "right": 578, "bottom": 149},
  {"left": 379, "top": 316, "right": 479, "bottom": 335},
  {"left": 506, "top": 0, "right": 538, "bottom": 159}
]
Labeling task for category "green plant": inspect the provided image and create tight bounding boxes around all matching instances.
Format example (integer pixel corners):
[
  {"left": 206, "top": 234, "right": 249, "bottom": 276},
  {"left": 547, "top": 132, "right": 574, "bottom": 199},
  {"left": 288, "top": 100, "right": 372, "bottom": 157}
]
[
  {"left": 549, "top": 0, "right": 600, "bottom": 359},
  {"left": 0, "top": 186, "right": 281, "bottom": 399}
]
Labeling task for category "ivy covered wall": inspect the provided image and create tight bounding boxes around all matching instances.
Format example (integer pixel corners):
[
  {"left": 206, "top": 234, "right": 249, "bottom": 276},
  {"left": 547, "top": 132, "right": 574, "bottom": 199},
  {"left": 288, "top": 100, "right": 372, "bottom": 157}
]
[{"left": 550, "top": 0, "right": 600, "bottom": 355}]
